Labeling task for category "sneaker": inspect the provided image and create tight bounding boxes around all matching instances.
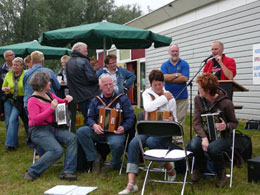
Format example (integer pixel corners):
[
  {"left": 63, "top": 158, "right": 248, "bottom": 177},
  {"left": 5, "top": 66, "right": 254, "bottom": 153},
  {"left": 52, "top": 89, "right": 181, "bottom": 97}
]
[
  {"left": 191, "top": 169, "right": 202, "bottom": 182},
  {"left": 24, "top": 172, "right": 35, "bottom": 182},
  {"left": 59, "top": 173, "right": 77, "bottom": 181},
  {"left": 118, "top": 183, "right": 138, "bottom": 194}
]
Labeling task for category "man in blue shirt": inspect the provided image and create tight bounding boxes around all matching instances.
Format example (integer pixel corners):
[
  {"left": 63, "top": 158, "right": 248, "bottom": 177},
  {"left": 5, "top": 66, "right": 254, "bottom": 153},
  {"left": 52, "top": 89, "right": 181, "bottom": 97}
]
[
  {"left": 161, "top": 44, "right": 190, "bottom": 126},
  {"left": 23, "top": 51, "right": 60, "bottom": 113}
]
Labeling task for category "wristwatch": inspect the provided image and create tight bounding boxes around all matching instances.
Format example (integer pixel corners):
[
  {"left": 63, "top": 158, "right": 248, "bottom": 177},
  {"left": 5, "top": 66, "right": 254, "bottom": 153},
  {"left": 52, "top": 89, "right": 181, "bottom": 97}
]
[{"left": 175, "top": 73, "right": 178, "bottom": 78}]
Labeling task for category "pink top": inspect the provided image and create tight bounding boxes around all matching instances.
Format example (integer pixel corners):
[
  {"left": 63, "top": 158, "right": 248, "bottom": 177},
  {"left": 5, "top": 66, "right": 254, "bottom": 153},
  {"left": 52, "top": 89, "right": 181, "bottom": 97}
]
[{"left": 28, "top": 92, "right": 68, "bottom": 126}]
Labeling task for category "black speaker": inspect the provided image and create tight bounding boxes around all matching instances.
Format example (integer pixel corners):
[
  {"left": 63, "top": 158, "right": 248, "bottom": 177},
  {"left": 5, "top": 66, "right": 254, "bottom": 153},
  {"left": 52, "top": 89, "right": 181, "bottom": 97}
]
[{"left": 248, "top": 156, "right": 260, "bottom": 183}]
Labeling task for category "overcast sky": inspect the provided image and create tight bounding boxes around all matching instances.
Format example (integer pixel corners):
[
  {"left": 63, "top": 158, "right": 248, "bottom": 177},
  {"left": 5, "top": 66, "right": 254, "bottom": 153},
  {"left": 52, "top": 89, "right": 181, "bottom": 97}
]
[{"left": 114, "top": 0, "right": 174, "bottom": 14}]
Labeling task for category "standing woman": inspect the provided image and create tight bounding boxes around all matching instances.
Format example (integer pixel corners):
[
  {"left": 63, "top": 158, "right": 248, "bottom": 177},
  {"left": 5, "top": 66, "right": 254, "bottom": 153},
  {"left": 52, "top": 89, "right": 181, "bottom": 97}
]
[
  {"left": 2, "top": 57, "right": 27, "bottom": 152},
  {"left": 23, "top": 71, "right": 77, "bottom": 181}
]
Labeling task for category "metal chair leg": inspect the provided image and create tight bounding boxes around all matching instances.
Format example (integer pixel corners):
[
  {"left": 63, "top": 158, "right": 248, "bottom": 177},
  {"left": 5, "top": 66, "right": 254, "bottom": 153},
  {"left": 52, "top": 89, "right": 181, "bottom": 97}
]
[
  {"left": 33, "top": 148, "right": 37, "bottom": 164},
  {"left": 181, "top": 161, "right": 189, "bottom": 195},
  {"left": 141, "top": 161, "right": 152, "bottom": 195},
  {"left": 119, "top": 134, "right": 129, "bottom": 175},
  {"left": 230, "top": 129, "right": 235, "bottom": 188}
]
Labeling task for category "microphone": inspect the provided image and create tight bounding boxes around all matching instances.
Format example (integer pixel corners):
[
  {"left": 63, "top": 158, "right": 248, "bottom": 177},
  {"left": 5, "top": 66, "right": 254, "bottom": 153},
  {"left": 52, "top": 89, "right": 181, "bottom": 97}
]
[{"left": 202, "top": 54, "right": 213, "bottom": 63}]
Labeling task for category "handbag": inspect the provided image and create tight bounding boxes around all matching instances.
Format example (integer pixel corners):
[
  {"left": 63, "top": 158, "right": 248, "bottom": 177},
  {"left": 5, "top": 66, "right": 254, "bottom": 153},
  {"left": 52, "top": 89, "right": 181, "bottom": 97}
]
[{"left": 234, "top": 130, "right": 252, "bottom": 162}]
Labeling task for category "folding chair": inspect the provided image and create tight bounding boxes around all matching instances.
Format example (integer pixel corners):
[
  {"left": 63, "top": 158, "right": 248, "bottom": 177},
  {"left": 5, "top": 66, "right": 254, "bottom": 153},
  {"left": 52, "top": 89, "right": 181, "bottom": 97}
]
[
  {"left": 136, "top": 120, "right": 192, "bottom": 195},
  {"left": 191, "top": 129, "right": 236, "bottom": 188}
]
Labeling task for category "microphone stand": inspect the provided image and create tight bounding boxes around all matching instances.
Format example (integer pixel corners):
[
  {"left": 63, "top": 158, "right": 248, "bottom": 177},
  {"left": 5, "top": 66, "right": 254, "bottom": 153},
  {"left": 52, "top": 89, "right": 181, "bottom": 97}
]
[{"left": 176, "top": 59, "right": 208, "bottom": 140}]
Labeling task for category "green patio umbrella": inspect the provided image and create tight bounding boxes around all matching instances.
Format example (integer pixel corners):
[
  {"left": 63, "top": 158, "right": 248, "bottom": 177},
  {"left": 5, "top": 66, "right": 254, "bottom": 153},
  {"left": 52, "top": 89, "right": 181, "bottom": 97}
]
[
  {"left": 39, "top": 20, "right": 172, "bottom": 49},
  {"left": 0, "top": 40, "right": 71, "bottom": 59}
]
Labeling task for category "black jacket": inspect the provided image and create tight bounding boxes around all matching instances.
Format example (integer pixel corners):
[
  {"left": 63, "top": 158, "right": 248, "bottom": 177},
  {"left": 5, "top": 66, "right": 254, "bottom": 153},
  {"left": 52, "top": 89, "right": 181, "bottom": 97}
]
[{"left": 66, "top": 50, "right": 98, "bottom": 103}]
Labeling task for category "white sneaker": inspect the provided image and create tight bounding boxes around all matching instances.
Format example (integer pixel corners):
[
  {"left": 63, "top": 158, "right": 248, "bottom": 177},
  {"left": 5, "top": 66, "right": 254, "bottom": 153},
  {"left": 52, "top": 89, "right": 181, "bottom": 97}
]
[{"left": 118, "top": 183, "right": 138, "bottom": 194}]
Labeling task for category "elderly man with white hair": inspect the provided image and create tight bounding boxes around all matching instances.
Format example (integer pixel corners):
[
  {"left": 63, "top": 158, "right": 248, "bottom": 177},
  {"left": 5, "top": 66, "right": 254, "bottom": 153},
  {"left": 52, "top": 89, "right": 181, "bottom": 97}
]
[
  {"left": 1, "top": 50, "right": 15, "bottom": 80},
  {"left": 77, "top": 74, "right": 136, "bottom": 174},
  {"left": 65, "top": 42, "right": 99, "bottom": 131}
]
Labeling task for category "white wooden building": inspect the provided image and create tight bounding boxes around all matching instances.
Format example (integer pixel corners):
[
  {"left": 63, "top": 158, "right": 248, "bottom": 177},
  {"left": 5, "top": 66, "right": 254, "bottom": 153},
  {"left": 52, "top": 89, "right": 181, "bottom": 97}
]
[{"left": 126, "top": 0, "right": 260, "bottom": 120}]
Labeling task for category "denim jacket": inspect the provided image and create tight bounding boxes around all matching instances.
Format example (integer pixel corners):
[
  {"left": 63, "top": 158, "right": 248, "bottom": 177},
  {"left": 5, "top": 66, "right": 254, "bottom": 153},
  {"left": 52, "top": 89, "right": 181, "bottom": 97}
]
[
  {"left": 97, "top": 66, "right": 136, "bottom": 94},
  {"left": 23, "top": 64, "right": 60, "bottom": 108}
]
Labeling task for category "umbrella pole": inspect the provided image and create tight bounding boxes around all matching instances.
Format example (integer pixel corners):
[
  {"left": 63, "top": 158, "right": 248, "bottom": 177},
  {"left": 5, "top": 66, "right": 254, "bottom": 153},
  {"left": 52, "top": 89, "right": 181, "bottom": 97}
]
[{"left": 103, "top": 37, "right": 107, "bottom": 66}]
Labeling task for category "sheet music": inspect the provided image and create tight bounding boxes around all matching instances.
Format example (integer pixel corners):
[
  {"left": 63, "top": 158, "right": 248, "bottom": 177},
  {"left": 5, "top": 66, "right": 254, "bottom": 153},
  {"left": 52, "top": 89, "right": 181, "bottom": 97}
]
[
  {"left": 144, "top": 149, "right": 191, "bottom": 159},
  {"left": 44, "top": 185, "right": 77, "bottom": 195},
  {"left": 44, "top": 185, "right": 97, "bottom": 195}
]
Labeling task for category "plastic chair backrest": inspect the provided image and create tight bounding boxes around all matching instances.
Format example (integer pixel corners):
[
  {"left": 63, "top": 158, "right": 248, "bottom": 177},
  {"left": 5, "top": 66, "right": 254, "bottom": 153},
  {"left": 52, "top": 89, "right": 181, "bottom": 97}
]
[{"left": 136, "top": 120, "right": 183, "bottom": 137}]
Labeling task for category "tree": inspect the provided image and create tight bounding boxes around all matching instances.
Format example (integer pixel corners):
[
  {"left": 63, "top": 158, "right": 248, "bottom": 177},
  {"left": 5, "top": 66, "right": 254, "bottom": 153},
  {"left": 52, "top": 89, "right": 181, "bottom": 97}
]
[
  {"left": 0, "top": 0, "right": 142, "bottom": 53},
  {"left": 110, "top": 4, "right": 142, "bottom": 24}
]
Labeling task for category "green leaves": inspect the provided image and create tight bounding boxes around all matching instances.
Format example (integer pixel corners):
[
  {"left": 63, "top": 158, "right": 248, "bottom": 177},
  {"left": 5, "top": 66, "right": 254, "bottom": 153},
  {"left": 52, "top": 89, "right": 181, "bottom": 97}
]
[{"left": 0, "top": 0, "right": 142, "bottom": 47}]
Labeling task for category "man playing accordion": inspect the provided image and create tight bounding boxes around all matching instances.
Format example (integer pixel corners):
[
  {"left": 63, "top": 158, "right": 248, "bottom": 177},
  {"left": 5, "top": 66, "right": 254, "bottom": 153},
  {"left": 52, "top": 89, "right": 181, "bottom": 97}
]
[
  {"left": 190, "top": 73, "right": 238, "bottom": 188},
  {"left": 77, "top": 74, "right": 136, "bottom": 173}
]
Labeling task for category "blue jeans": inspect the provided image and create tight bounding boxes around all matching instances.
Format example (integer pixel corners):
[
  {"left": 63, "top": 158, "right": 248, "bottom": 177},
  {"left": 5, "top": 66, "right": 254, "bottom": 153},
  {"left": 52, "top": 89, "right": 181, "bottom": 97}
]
[
  {"left": 126, "top": 135, "right": 172, "bottom": 174},
  {"left": 190, "top": 136, "right": 232, "bottom": 173},
  {"left": 77, "top": 126, "right": 126, "bottom": 169},
  {"left": 4, "top": 100, "right": 20, "bottom": 147},
  {"left": 27, "top": 125, "right": 77, "bottom": 178},
  {"left": 79, "top": 99, "right": 91, "bottom": 126}
]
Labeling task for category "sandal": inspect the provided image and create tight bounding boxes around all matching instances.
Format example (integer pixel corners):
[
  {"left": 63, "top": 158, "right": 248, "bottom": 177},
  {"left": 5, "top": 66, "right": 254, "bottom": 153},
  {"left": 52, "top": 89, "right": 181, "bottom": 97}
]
[{"left": 118, "top": 183, "right": 138, "bottom": 194}]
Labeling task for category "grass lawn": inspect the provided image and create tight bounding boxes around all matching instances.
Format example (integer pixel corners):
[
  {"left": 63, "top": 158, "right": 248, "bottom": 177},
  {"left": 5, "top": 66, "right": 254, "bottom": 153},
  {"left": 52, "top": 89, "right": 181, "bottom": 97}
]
[{"left": 0, "top": 110, "right": 260, "bottom": 195}]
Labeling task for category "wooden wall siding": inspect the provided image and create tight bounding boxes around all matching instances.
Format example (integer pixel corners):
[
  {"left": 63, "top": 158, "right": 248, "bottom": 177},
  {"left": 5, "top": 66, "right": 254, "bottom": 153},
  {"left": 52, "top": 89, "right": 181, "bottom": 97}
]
[{"left": 145, "top": 1, "right": 260, "bottom": 120}]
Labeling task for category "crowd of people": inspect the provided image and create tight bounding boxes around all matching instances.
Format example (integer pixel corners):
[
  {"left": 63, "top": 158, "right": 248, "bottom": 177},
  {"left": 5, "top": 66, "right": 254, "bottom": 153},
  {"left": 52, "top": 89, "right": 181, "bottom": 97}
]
[{"left": 0, "top": 40, "right": 238, "bottom": 193}]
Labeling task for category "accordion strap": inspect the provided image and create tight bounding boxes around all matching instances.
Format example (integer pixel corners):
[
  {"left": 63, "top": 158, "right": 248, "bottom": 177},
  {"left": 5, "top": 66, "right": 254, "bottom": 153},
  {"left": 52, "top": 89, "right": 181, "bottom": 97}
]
[
  {"left": 96, "top": 93, "right": 124, "bottom": 108},
  {"left": 30, "top": 92, "right": 53, "bottom": 103},
  {"left": 148, "top": 93, "right": 155, "bottom": 100},
  {"left": 200, "top": 96, "right": 229, "bottom": 114}
]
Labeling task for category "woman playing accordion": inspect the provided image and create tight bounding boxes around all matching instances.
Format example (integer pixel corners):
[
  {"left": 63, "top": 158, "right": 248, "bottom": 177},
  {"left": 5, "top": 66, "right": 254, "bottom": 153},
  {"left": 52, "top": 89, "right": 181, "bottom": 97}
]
[
  {"left": 190, "top": 73, "right": 238, "bottom": 188},
  {"left": 119, "top": 70, "right": 178, "bottom": 194}
]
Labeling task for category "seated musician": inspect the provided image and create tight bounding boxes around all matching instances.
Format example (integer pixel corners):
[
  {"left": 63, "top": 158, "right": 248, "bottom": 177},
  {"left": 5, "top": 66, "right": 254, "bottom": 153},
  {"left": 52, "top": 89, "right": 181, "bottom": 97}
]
[
  {"left": 77, "top": 74, "right": 136, "bottom": 173},
  {"left": 190, "top": 73, "right": 238, "bottom": 188},
  {"left": 119, "top": 70, "right": 178, "bottom": 195}
]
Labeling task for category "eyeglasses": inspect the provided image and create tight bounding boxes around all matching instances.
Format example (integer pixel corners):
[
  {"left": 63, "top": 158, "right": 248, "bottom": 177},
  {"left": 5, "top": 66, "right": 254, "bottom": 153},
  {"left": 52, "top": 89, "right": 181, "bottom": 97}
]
[
  {"left": 108, "top": 61, "right": 117, "bottom": 65},
  {"left": 6, "top": 54, "right": 15, "bottom": 57}
]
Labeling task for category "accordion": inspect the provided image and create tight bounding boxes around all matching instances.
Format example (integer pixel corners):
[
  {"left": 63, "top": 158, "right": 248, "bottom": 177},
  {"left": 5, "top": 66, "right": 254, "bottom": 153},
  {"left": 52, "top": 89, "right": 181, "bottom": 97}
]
[
  {"left": 98, "top": 107, "right": 122, "bottom": 133},
  {"left": 201, "top": 112, "right": 223, "bottom": 141},
  {"left": 54, "top": 103, "right": 70, "bottom": 127},
  {"left": 145, "top": 110, "right": 172, "bottom": 121}
]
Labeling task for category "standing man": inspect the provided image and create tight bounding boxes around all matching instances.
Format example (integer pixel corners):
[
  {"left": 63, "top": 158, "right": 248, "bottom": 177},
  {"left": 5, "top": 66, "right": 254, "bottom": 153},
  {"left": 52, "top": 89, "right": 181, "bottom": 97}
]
[
  {"left": 161, "top": 44, "right": 190, "bottom": 126},
  {"left": 66, "top": 42, "right": 98, "bottom": 130},
  {"left": 77, "top": 74, "right": 136, "bottom": 173},
  {"left": 97, "top": 54, "right": 136, "bottom": 94},
  {"left": 23, "top": 51, "right": 60, "bottom": 113},
  {"left": 0, "top": 50, "right": 15, "bottom": 120},
  {"left": 0, "top": 50, "right": 15, "bottom": 81},
  {"left": 56, "top": 55, "right": 70, "bottom": 98},
  {"left": 203, "top": 41, "right": 236, "bottom": 80}
]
